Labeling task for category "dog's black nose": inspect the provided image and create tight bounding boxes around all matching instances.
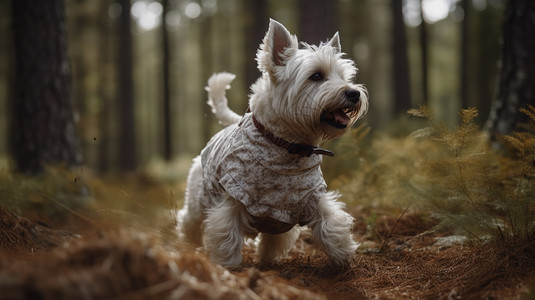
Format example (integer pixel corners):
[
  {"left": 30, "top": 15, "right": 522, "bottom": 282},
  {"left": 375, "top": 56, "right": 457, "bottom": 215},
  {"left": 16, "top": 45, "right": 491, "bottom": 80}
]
[{"left": 345, "top": 89, "right": 360, "bottom": 103}]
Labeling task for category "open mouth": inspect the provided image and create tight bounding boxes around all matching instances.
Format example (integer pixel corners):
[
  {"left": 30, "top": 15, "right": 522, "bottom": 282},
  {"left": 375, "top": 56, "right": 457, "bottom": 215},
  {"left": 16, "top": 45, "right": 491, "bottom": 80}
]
[{"left": 320, "top": 107, "right": 356, "bottom": 129}]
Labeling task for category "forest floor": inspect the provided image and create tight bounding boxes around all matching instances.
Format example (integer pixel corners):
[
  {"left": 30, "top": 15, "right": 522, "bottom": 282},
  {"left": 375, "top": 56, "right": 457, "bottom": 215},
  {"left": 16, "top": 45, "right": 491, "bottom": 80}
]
[{"left": 0, "top": 172, "right": 533, "bottom": 300}]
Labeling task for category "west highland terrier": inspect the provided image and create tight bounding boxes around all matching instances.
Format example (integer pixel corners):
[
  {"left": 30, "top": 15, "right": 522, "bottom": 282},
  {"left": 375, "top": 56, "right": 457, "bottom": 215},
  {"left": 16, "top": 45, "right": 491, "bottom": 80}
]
[{"left": 177, "top": 19, "right": 368, "bottom": 267}]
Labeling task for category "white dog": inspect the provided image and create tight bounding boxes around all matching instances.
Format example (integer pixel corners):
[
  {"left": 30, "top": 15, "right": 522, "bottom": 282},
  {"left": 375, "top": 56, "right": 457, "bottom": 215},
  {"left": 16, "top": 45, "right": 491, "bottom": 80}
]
[{"left": 177, "top": 19, "right": 368, "bottom": 267}]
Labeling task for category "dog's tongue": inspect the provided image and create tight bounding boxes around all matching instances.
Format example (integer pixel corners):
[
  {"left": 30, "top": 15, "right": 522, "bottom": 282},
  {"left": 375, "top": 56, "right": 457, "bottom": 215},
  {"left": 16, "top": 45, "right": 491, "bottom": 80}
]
[{"left": 333, "top": 110, "right": 350, "bottom": 125}]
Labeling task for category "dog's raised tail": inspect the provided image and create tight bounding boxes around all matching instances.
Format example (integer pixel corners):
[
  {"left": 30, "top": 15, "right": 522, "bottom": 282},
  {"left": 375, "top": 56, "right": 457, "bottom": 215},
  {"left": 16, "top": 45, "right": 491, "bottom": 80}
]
[{"left": 206, "top": 72, "right": 242, "bottom": 126}]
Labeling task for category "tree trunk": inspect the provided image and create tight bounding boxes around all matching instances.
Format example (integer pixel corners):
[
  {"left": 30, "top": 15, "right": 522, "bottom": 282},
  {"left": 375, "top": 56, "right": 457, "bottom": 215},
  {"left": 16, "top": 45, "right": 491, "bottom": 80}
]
[
  {"left": 118, "top": 0, "right": 136, "bottom": 171},
  {"left": 97, "top": 1, "right": 114, "bottom": 173},
  {"left": 391, "top": 0, "right": 411, "bottom": 114},
  {"left": 460, "top": 0, "right": 469, "bottom": 109},
  {"left": 11, "top": 0, "right": 83, "bottom": 174},
  {"left": 419, "top": 1, "right": 429, "bottom": 104},
  {"left": 244, "top": 0, "right": 267, "bottom": 89},
  {"left": 162, "top": 0, "right": 172, "bottom": 161},
  {"left": 486, "top": 0, "right": 535, "bottom": 135},
  {"left": 201, "top": 16, "right": 214, "bottom": 144},
  {"left": 298, "top": 0, "right": 338, "bottom": 45}
]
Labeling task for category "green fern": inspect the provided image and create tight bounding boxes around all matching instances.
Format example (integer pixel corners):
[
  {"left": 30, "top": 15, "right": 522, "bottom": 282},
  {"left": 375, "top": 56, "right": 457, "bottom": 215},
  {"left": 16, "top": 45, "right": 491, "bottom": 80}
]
[
  {"left": 499, "top": 106, "right": 535, "bottom": 238},
  {"left": 328, "top": 105, "right": 535, "bottom": 242},
  {"left": 408, "top": 106, "right": 535, "bottom": 240}
]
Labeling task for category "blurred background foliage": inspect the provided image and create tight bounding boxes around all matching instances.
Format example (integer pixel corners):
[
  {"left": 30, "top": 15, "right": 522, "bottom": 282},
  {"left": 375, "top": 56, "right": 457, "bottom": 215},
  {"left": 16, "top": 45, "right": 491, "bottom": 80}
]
[{"left": 0, "top": 0, "right": 505, "bottom": 173}]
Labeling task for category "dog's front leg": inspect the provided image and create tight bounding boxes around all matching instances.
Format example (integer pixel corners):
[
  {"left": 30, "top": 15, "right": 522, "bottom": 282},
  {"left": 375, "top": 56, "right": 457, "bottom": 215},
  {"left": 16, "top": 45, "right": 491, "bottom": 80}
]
[
  {"left": 309, "top": 191, "right": 359, "bottom": 266},
  {"left": 203, "top": 196, "right": 252, "bottom": 266}
]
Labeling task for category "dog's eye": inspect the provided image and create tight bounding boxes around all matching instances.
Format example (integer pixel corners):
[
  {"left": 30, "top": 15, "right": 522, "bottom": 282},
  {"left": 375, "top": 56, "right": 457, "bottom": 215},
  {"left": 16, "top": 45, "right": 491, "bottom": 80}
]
[{"left": 309, "top": 72, "right": 324, "bottom": 81}]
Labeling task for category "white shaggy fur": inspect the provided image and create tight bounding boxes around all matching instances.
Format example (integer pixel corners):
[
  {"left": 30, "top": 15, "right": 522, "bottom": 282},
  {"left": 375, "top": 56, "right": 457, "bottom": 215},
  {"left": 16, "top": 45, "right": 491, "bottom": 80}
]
[
  {"left": 205, "top": 72, "right": 241, "bottom": 126},
  {"left": 257, "top": 226, "right": 301, "bottom": 263},
  {"left": 177, "top": 19, "right": 367, "bottom": 267},
  {"left": 310, "top": 192, "right": 359, "bottom": 265}
]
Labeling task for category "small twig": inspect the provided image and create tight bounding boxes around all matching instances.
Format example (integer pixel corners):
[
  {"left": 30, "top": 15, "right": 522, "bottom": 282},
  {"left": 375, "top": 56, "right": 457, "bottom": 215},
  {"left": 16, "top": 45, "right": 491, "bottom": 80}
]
[
  {"left": 118, "top": 186, "right": 145, "bottom": 208},
  {"left": 39, "top": 193, "right": 94, "bottom": 224},
  {"left": 380, "top": 207, "right": 409, "bottom": 251}
]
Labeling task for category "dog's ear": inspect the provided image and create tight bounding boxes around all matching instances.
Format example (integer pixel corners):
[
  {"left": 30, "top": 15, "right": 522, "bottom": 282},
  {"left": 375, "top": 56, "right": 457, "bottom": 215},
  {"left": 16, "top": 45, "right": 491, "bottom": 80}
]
[
  {"left": 267, "top": 19, "right": 295, "bottom": 66},
  {"left": 257, "top": 19, "right": 297, "bottom": 77},
  {"left": 325, "top": 32, "right": 342, "bottom": 53}
]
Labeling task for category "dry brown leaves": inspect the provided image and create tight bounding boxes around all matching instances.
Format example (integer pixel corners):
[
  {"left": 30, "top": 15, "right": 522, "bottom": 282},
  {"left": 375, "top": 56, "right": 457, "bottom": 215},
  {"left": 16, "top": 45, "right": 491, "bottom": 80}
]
[{"left": 0, "top": 207, "right": 533, "bottom": 299}]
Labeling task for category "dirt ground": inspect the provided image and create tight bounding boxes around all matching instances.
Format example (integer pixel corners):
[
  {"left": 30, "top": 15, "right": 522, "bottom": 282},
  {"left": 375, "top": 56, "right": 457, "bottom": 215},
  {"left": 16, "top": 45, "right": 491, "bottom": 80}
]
[{"left": 0, "top": 203, "right": 533, "bottom": 299}]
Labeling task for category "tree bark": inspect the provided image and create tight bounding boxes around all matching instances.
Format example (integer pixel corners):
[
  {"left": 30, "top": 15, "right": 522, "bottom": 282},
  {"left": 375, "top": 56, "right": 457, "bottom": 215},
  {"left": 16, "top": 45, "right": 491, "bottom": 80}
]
[
  {"left": 97, "top": 1, "right": 114, "bottom": 173},
  {"left": 244, "top": 0, "right": 267, "bottom": 89},
  {"left": 162, "top": 0, "right": 172, "bottom": 161},
  {"left": 201, "top": 16, "right": 214, "bottom": 144},
  {"left": 460, "top": 0, "right": 469, "bottom": 109},
  {"left": 391, "top": 0, "right": 411, "bottom": 114},
  {"left": 486, "top": 0, "right": 535, "bottom": 135},
  {"left": 118, "top": 0, "right": 136, "bottom": 171},
  {"left": 11, "top": 0, "right": 83, "bottom": 174},
  {"left": 419, "top": 2, "right": 429, "bottom": 104},
  {"left": 298, "top": 0, "right": 338, "bottom": 45}
]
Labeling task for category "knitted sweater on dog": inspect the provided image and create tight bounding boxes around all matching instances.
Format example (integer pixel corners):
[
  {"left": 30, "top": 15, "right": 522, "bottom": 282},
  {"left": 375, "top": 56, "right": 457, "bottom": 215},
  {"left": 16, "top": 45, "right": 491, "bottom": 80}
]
[{"left": 200, "top": 113, "right": 326, "bottom": 229}]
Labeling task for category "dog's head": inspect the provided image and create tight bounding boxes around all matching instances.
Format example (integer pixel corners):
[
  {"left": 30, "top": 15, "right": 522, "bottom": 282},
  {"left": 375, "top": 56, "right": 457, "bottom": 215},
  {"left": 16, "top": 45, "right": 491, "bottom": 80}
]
[{"left": 251, "top": 19, "right": 368, "bottom": 145}]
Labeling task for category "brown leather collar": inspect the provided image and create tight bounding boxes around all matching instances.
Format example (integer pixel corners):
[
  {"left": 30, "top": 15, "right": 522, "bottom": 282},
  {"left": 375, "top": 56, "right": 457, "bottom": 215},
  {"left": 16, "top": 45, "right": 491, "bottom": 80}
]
[{"left": 251, "top": 115, "right": 334, "bottom": 157}]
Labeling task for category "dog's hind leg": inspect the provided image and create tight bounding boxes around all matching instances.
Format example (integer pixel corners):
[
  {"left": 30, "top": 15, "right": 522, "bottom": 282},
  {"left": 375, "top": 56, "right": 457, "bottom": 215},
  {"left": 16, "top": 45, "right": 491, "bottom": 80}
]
[
  {"left": 203, "top": 197, "right": 253, "bottom": 266},
  {"left": 309, "top": 192, "right": 359, "bottom": 266},
  {"left": 177, "top": 156, "right": 205, "bottom": 245},
  {"left": 257, "top": 226, "right": 301, "bottom": 263}
]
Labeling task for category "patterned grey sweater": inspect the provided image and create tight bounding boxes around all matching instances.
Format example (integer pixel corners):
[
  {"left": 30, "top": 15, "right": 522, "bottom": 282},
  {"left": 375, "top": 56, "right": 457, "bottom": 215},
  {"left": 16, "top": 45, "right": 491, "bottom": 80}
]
[{"left": 199, "top": 113, "right": 327, "bottom": 232}]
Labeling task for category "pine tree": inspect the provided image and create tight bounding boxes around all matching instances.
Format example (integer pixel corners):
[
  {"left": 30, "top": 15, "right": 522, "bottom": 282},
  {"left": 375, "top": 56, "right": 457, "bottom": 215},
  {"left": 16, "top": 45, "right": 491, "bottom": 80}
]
[
  {"left": 11, "top": 0, "right": 83, "bottom": 174},
  {"left": 486, "top": 0, "right": 535, "bottom": 136}
]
